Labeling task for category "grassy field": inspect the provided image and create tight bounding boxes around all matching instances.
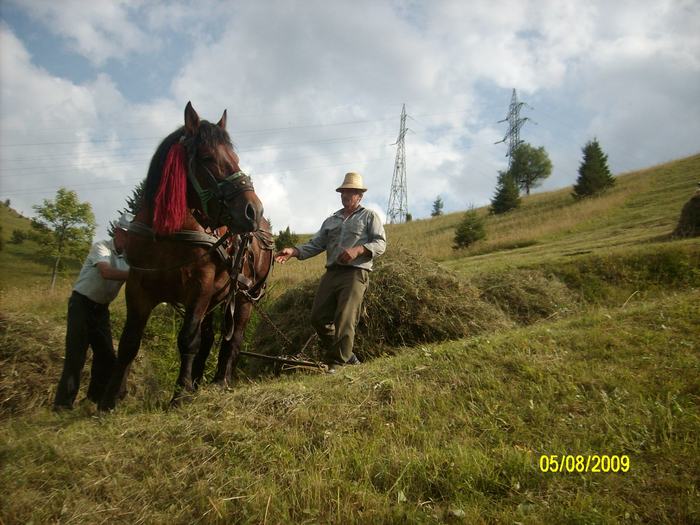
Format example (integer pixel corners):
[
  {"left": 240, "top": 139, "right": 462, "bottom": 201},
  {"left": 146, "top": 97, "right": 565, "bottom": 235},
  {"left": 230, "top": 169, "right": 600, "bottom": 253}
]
[{"left": 0, "top": 154, "right": 699, "bottom": 523}]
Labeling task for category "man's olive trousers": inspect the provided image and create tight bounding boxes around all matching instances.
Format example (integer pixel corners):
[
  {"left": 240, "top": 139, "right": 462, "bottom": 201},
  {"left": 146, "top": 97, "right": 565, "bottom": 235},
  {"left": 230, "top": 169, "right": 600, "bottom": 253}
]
[{"left": 310, "top": 266, "right": 369, "bottom": 364}]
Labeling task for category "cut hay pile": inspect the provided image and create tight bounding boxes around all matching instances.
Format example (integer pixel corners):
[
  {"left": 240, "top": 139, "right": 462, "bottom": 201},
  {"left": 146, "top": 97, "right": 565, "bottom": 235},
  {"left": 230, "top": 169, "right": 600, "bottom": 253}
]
[
  {"left": 251, "top": 249, "right": 511, "bottom": 362},
  {"left": 673, "top": 188, "right": 700, "bottom": 238},
  {"left": 0, "top": 312, "right": 65, "bottom": 417}
]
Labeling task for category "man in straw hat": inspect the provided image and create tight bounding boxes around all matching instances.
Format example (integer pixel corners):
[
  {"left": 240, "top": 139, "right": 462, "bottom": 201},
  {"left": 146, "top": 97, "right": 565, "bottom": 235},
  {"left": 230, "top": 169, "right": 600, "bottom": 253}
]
[
  {"left": 53, "top": 212, "right": 133, "bottom": 409},
  {"left": 275, "top": 172, "right": 386, "bottom": 372}
]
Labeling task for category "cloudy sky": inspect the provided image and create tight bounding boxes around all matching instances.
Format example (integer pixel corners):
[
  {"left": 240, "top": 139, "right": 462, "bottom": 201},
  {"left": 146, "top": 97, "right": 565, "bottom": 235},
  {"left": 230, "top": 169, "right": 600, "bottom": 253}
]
[{"left": 1, "top": 0, "right": 699, "bottom": 237}]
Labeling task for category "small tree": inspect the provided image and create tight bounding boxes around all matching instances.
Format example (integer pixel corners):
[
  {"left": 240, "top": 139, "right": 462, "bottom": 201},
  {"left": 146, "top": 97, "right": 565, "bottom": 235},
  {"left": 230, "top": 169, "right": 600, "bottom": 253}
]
[
  {"left": 31, "top": 188, "right": 95, "bottom": 290},
  {"left": 490, "top": 170, "right": 521, "bottom": 214},
  {"left": 10, "top": 229, "right": 27, "bottom": 244},
  {"left": 430, "top": 196, "right": 444, "bottom": 217},
  {"left": 453, "top": 206, "right": 486, "bottom": 249},
  {"left": 510, "top": 143, "right": 552, "bottom": 196},
  {"left": 405, "top": 213, "right": 413, "bottom": 222},
  {"left": 275, "top": 226, "right": 300, "bottom": 251},
  {"left": 572, "top": 139, "right": 615, "bottom": 199}
]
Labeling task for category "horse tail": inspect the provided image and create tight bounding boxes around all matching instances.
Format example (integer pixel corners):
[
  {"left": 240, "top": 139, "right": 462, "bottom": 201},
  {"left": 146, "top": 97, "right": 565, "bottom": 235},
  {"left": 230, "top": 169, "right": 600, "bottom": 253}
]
[{"left": 153, "top": 142, "right": 188, "bottom": 234}]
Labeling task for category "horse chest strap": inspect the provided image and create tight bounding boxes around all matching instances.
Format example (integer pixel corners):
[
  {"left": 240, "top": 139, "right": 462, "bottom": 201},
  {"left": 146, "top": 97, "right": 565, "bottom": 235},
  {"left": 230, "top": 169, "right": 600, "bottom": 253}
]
[{"left": 237, "top": 274, "right": 253, "bottom": 289}]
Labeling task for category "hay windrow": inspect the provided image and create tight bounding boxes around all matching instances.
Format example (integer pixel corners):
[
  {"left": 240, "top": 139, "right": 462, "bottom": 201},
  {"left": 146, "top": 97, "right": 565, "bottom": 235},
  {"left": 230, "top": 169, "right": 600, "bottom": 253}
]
[
  {"left": 474, "top": 269, "right": 579, "bottom": 324},
  {"left": 252, "top": 249, "right": 511, "bottom": 362}
]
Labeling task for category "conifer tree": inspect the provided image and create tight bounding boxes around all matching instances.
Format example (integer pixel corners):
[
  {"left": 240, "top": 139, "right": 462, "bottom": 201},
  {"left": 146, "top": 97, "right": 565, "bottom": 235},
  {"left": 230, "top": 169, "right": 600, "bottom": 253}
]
[
  {"left": 453, "top": 206, "right": 486, "bottom": 249},
  {"left": 109, "top": 179, "right": 145, "bottom": 237},
  {"left": 431, "top": 196, "right": 444, "bottom": 217},
  {"left": 490, "top": 170, "right": 521, "bottom": 214},
  {"left": 572, "top": 139, "right": 615, "bottom": 199}
]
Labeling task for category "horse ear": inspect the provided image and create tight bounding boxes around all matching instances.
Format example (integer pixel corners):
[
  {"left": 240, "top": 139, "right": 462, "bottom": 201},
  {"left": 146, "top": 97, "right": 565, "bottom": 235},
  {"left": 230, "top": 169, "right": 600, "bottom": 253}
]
[
  {"left": 217, "top": 110, "right": 227, "bottom": 130},
  {"left": 184, "top": 101, "right": 200, "bottom": 135}
]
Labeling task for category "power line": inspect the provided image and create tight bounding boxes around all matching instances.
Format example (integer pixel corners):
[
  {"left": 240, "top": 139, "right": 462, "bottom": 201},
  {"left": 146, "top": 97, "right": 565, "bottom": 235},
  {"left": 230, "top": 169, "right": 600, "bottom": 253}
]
[{"left": 0, "top": 106, "right": 482, "bottom": 149}]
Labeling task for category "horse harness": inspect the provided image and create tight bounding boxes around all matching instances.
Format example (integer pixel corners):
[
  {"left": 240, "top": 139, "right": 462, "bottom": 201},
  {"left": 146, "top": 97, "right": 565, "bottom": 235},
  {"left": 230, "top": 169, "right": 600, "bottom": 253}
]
[{"left": 126, "top": 221, "right": 274, "bottom": 340}]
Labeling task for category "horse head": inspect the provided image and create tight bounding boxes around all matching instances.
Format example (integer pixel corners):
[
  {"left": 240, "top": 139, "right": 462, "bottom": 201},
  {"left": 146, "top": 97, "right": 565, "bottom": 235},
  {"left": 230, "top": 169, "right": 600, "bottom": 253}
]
[{"left": 149, "top": 102, "right": 263, "bottom": 235}]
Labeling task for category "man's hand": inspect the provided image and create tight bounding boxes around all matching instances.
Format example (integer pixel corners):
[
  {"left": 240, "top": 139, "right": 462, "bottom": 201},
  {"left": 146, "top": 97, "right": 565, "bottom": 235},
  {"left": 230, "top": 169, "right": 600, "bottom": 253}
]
[
  {"left": 337, "top": 245, "right": 367, "bottom": 264},
  {"left": 96, "top": 262, "right": 129, "bottom": 281},
  {"left": 275, "top": 247, "right": 298, "bottom": 264}
]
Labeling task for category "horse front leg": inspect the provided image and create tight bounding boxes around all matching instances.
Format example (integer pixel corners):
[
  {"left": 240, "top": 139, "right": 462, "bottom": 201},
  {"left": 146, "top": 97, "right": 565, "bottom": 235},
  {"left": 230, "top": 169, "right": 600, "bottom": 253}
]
[
  {"left": 98, "top": 288, "right": 153, "bottom": 412},
  {"left": 191, "top": 312, "right": 215, "bottom": 389},
  {"left": 171, "top": 300, "right": 209, "bottom": 406},
  {"left": 214, "top": 299, "right": 252, "bottom": 387}
]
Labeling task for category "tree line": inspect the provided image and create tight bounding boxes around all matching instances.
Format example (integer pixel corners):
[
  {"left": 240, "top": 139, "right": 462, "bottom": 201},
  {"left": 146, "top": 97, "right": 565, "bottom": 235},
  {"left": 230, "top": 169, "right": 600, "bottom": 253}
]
[{"left": 446, "top": 138, "right": 615, "bottom": 249}]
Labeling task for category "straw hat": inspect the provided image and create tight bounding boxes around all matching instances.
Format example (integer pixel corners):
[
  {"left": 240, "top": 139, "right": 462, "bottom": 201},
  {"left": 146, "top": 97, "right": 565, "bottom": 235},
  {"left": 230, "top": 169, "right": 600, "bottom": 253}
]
[{"left": 336, "top": 172, "right": 367, "bottom": 192}]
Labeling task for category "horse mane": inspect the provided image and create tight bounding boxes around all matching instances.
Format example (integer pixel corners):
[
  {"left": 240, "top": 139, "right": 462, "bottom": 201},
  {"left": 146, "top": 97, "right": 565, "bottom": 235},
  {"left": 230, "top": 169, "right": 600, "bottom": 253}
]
[{"left": 144, "top": 122, "right": 233, "bottom": 234}]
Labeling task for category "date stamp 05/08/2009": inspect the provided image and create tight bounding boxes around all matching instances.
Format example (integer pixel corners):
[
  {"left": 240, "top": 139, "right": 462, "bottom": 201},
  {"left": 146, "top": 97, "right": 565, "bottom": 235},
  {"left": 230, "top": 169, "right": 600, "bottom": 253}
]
[{"left": 538, "top": 455, "right": 630, "bottom": 473}]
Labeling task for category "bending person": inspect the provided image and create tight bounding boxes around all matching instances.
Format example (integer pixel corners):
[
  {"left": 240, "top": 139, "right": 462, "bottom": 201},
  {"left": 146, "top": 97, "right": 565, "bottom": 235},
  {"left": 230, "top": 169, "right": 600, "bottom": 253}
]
[{"left": 53, "top": 212, "right": 132, "bottom": 409}]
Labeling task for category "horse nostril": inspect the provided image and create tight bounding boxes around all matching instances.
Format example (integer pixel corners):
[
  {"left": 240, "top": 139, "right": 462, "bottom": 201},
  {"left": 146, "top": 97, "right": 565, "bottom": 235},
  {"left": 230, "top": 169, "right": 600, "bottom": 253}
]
[{"left": 245, "top": 202, "right": 257, "bottom": 222}]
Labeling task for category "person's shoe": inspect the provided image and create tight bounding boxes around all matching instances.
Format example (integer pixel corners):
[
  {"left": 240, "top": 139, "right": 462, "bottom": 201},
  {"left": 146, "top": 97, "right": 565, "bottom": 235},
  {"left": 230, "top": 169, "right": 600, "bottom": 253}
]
[{"left": 347, "top": 354, "right": 361, "bottom": 365}]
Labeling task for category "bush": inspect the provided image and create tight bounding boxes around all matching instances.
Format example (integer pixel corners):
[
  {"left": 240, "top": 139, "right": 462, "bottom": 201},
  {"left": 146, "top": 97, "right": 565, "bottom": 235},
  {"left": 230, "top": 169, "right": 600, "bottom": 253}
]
[
  {"left": 10, "top": 229, "right": 27, "bottom": 244},
  {"left": 275, "top": 226, "right": 300, "bottom": 251},
  {"left": 453, "top": 207, "right": 486, "bottom": 249}
]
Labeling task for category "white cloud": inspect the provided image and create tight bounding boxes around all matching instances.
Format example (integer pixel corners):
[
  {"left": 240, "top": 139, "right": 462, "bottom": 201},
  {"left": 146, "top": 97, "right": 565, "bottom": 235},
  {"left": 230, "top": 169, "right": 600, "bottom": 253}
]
[
  {"left": 9, "top": 0, "right": 152, "bottom": 65},
  {"left": 0, "top": 24, "right": 165, "bottom": 234},
  {"left": 2, "top": 0, "right": 700, "bottom": 238}
]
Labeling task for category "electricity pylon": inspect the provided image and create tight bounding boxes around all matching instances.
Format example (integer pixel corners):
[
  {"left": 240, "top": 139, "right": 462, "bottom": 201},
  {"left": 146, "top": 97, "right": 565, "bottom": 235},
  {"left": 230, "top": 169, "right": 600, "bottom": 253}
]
[
  {"left": 495, "top": 89, "right": 531, "bottom": 168},
  {"left": 386, "top": 104, "right": 408, "bottom": 224}
]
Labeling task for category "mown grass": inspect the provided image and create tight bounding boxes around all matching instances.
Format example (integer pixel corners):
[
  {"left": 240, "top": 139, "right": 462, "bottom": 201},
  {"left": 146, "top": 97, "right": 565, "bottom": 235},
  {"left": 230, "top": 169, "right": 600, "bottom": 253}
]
[
  {"left": 1, "top": 290, "right": 697, "bottom": 523},
  {"left": 0, "top": 153, "right": 698, "bottom": 523}
]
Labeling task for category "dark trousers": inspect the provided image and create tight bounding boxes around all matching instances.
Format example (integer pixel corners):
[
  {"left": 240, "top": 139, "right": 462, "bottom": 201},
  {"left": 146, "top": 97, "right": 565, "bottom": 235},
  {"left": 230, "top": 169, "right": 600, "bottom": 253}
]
[
  {"left": 53, "top": 291, "right": 116, "bottom": 408},
  {"left": 310, "top": 267, "right": 369, "bottom": 364}
]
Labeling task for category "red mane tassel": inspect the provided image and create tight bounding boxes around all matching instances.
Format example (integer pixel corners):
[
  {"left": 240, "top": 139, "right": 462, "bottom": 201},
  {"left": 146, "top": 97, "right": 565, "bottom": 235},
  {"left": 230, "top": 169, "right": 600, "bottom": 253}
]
[{"left": 153, "top": 142, "right": 188, "bottom": 234}]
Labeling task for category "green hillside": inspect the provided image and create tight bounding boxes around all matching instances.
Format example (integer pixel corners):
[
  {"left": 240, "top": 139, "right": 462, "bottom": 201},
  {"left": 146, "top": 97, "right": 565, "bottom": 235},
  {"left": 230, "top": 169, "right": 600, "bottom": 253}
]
[
  {"left": 1, "top": 154, "right": 699, "bottom": 523},
  {"left": 0, "top": 202, "right": 79, "bottom": 289}
]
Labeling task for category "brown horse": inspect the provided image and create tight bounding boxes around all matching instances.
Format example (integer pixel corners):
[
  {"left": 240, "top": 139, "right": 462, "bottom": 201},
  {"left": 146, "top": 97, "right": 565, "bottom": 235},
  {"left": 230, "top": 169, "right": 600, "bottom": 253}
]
[{"left": 98, "top": 102, "right": 267, "bottom": 410}]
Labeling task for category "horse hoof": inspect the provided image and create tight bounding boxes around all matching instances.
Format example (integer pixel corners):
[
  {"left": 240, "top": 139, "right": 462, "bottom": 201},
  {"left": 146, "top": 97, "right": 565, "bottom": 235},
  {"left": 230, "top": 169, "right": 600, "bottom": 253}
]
[
  {"left": 213, "top": 378, "right": 232, "bottom": 389},
  {"left": 97, "top": 401, "right": 115, "bottom": 412},
  {"left": 170, "top": 391, "right": 194, "bottom": 408}
]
